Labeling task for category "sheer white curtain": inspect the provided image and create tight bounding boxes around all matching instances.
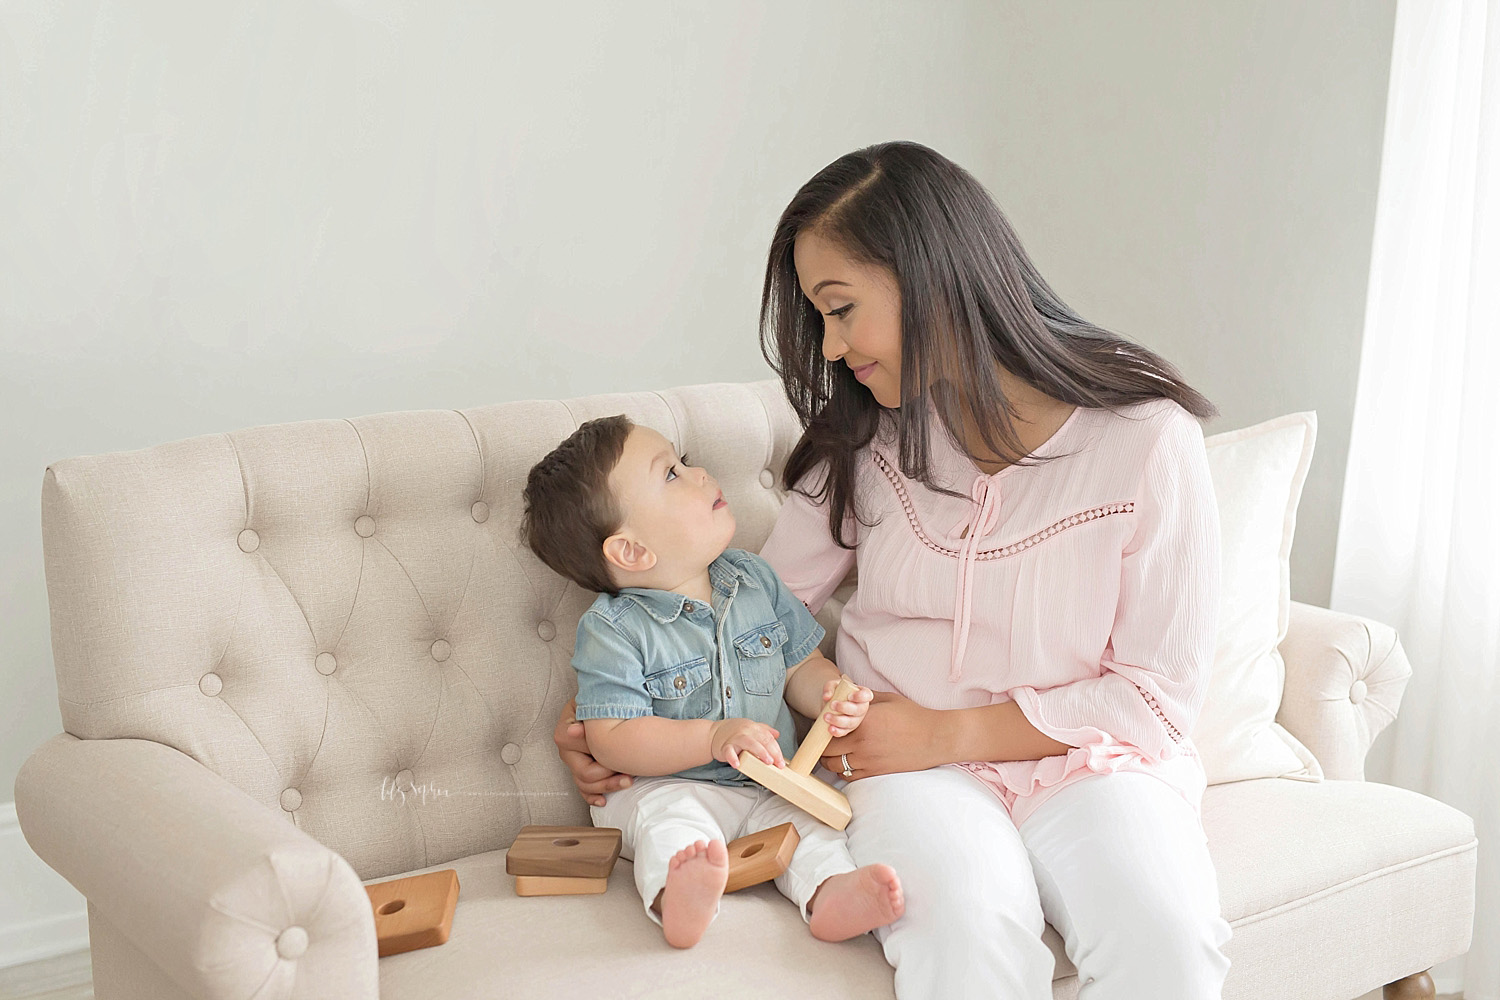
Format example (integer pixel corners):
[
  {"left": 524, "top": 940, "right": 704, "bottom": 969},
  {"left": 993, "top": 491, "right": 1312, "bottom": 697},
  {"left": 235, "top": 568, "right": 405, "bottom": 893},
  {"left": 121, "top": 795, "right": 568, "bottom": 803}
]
[{"left": 1330, "top": 0, "right": 1499, "bottom": 997}]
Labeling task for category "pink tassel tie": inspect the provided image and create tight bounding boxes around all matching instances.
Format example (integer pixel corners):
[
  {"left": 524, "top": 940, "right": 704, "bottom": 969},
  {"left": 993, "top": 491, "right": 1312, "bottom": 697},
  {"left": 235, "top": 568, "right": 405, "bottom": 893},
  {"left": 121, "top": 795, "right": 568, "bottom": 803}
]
[{"left": 950, "top": 475, "right": 1003, "bottom": 682}]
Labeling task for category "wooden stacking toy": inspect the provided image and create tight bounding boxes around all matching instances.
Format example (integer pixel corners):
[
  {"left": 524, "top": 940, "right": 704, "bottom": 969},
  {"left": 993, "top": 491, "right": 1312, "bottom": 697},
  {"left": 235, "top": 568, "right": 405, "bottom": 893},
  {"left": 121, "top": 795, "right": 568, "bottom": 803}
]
[
  {"left": 724, "top": 822, "right": 800, "bottom": 893},
  {"left": 507, "top": 825, "right": 623, "bottom": 896},
  {"left": 364, "top": 869, "right": 460, "bottom": 957},
  {"left": 734, "top": 675, "right": 858, "bottom": 830},
  {"left": 507, "top": 821, "right": 801, "bottom": 897}
]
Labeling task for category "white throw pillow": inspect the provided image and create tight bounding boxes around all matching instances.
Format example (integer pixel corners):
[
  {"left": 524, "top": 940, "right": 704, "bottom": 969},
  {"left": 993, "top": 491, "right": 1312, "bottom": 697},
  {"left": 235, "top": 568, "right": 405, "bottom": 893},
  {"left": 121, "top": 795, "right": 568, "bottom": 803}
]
[{"left": 1192, "top": 411, "right": 1325, "bottom": 785}]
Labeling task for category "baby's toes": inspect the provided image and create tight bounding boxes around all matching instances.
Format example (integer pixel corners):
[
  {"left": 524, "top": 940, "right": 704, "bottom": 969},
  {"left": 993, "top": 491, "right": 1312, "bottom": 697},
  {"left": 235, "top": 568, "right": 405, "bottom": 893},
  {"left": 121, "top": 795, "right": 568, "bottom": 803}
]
[
  {"left": 883, "top": 870, "right": 906, "bottom": 912},
  {"left": 669, "top": 840, "right": 705, "bottom": 870}
]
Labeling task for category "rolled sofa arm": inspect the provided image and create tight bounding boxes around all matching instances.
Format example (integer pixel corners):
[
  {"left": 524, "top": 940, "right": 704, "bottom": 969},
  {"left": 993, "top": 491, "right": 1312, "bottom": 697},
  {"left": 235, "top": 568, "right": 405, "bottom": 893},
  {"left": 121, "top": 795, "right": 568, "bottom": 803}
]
[
  {"left": 13, "top": 733, "right": 377, "bottom": 999},
  {"left": 1274, "top": 600, "right": 1413, "bottom": 782}
]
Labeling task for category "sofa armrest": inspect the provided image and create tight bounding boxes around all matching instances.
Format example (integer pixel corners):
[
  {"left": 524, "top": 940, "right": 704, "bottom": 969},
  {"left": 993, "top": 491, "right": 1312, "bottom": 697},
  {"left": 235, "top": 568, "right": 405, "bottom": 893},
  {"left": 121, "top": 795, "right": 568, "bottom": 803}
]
[
  {"left": 1274, "top": 600, "right": 1413, "bottom": 781},
  {"left": 13, "top": 733, "right": 377, "bottom": 999}
]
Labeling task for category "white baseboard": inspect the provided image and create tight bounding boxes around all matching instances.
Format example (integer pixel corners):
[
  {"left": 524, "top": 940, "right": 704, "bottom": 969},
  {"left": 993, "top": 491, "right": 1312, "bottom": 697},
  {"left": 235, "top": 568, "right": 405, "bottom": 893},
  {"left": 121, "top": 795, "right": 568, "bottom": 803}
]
[{"left": 0, "top": 801, "right": 90, "bottom": 968}]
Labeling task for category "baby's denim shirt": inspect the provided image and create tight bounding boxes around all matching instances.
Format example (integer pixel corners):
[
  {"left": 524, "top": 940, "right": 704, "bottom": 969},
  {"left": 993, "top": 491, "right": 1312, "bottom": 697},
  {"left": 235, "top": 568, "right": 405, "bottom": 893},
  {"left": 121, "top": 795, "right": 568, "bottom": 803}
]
[{"left": 571, "top": 547, "right": 826, "bottom": 787}]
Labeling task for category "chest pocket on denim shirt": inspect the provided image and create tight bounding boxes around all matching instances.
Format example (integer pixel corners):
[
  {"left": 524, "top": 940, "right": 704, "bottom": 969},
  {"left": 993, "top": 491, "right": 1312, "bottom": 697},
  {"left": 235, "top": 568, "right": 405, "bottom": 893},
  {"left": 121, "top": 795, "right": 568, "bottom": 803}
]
[
  {"left": 732, "top": 621, "right": 789, "bottom": 696},
  {"left": 643, "top": 656, "right": 716, "bottom": 719}
]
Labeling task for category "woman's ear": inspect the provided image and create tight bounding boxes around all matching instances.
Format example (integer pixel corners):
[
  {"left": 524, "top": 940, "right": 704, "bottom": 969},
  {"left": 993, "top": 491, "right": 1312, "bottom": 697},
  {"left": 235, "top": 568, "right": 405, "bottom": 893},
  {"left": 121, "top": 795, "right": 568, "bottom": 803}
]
[{"left": 602, "top": 534, "right": 657, "bottom": 575}]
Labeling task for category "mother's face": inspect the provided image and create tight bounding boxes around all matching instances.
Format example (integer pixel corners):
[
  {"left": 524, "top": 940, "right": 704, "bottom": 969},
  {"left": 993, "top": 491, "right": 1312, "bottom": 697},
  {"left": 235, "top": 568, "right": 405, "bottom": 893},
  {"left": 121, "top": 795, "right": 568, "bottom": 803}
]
[{"left": 794, "top": 230, "right": 903, "bottom": 409}]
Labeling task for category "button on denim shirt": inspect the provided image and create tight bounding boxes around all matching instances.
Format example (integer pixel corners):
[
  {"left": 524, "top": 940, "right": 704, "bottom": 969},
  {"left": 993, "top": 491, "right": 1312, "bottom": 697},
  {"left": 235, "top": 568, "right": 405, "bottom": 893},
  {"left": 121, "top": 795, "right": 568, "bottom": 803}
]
[{"left": 571, "top": 547, "right": 826, "bottom": 787}]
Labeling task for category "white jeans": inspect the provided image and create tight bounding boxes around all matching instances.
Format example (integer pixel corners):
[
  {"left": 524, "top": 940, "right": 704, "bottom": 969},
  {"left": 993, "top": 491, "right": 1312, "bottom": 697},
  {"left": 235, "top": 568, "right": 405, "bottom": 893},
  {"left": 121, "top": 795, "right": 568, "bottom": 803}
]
[
  {"left": 590, "top": 775, "right": 858, "bottom": 929},
  {"left": 838, "top": 764, "right": 1233, "bottom": 999}
]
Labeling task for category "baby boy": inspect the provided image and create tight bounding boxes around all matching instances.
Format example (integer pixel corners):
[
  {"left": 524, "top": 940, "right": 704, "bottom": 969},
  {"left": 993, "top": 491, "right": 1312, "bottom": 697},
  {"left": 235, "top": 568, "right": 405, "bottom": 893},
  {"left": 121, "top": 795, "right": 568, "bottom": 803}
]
[{"left": 520, "top": 414, "right": 903, "bottom": 949}]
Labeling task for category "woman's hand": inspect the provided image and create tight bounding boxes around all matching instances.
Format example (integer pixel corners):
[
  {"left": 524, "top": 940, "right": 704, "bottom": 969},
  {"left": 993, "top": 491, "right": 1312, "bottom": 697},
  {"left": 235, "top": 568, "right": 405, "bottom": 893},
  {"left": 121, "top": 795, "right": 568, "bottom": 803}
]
[
  {"left": 553, "top": 699, "right": 634, "bottom": 807},
  {"left": 820, "top": 689, "right": 951, "bottom": 780}
]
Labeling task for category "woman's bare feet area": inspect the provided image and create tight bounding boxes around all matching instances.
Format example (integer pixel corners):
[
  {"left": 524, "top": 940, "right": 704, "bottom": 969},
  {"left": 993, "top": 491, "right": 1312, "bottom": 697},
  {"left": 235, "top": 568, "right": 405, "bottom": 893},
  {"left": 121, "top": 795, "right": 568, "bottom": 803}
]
[
  {"left": 807, "top": 864, "right": 905, "bottom": 942},
  {"left": 656, "top": 839, "right": 729, "bottom": 949}
]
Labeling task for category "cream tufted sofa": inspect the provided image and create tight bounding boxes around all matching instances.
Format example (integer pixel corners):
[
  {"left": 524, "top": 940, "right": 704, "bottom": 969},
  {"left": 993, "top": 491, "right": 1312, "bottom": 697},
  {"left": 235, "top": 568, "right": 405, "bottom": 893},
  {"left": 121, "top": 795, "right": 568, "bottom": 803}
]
[{"left": 14, "top": 379, "right": 1477, "bottom": 999}]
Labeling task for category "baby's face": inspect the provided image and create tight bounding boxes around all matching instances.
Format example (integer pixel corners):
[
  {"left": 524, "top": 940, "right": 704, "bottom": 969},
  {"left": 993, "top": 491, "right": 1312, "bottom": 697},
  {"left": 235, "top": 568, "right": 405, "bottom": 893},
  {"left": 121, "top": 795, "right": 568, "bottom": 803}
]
[{"left": 606, "top": 425, "right": 736, "bottom": 582}]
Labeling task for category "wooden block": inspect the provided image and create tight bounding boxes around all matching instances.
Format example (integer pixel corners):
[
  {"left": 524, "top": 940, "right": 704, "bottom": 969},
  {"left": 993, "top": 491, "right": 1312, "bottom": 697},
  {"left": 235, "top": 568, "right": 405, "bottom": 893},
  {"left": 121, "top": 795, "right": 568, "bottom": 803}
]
[
  {"left": 364, "top": 869, "right": 460, "bottom": 958},
  {"left": 505, "top": 825, "right": 622, "bottom": 878},
  {"left": 736, "top": 755, "right": 852, "bottom": 830},
  {"left": 514, "top": 874, "right": 609, "bottom": 896},
  {"left": 724, "top": 822, "right": 800, "bottom": 893}
]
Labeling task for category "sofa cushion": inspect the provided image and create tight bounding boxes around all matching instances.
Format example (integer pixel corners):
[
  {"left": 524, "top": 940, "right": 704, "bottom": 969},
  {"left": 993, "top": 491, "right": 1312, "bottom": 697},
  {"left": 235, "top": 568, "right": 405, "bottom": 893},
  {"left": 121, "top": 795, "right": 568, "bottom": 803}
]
[
  {"left": 36, "top": 380, "right": 802, "bottom": 882},
  {"left": 369, "top": 847, "right": 899, "bottom": 999},
  {"left": 1206, "top": 777, "right": 1477, "bottom": 999},
  {"left": 1194, "top": 412, "right": 1324, "bottom": 785},
  {"left": 1207, "top": 777, "right": 1472, "bottom": 921},
  {"left": 367, "top": 777, "right": 1475, "bottom": 999}
]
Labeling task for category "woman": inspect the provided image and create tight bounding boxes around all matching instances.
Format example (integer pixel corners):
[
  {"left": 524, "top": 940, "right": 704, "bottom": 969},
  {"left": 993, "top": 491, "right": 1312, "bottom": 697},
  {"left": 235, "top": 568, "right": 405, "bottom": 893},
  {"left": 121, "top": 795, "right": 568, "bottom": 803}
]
[{"left": 554, "top": 141, "right": 1233, "bottom": 998}]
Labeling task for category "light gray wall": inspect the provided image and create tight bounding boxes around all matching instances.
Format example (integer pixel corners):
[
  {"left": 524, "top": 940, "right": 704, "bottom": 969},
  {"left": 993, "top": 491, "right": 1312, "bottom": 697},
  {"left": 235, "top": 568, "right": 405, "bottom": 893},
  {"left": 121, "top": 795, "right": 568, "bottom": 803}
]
[{"left": 1, "top": 1, "right": 1396, "bottom": 802}]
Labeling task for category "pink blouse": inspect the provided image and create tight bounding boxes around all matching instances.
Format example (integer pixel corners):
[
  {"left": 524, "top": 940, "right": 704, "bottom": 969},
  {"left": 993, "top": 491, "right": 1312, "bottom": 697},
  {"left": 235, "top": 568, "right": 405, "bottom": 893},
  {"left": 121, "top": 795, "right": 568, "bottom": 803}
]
[{"left": 759, "top": 395, "right": 1221, "bottom": 828}]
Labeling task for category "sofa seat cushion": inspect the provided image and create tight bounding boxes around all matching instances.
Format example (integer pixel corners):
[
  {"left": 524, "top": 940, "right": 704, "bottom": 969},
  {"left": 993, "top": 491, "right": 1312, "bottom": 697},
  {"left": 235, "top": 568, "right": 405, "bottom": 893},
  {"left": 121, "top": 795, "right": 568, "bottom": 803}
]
[
  {"left": 369, "top": 847, "right": 899, "bottom": 999},
  {"left": 1205, "top": 777, "right": 1477, "bottom": 999},
  {"left": 1204, "top": 777, "right": 1475, "bottom": 923},
  {"left": 369, "top": 778, "right": 1475, "bottom": 999}
]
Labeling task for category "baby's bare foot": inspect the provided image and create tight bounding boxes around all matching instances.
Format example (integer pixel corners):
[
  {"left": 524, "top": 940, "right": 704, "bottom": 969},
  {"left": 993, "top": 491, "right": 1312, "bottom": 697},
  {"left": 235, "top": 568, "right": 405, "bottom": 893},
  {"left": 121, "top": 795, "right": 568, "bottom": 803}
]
[
  {"left": 808, "top": 864, "right": 904, "bottom": 942},
  {"left": 660, "top": 839, "right": 729, "bottom": 948}
]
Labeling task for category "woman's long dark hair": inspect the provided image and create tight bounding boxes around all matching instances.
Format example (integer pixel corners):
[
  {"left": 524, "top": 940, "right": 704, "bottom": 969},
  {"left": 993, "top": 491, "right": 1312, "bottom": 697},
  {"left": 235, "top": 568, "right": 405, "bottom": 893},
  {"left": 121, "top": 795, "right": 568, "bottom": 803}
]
[{"left": 759, "top": 141, "right": 1218, "bottom": 549}]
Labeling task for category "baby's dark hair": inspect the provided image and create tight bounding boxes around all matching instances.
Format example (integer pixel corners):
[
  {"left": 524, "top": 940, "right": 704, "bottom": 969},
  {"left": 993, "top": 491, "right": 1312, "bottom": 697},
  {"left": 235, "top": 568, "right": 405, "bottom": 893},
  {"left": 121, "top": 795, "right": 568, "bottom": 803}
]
[{"left": 520, "top": 414, "right": 635, "bottom": 596}]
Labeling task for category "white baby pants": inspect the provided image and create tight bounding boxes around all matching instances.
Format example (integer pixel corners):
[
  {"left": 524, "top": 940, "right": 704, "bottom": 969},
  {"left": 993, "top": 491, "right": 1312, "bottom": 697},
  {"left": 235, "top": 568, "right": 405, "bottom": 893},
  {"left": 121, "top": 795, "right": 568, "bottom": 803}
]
[
  {"left": 835, "top": 764, "right": 1233, "bottom": 999},
  {"left": 590, "top": 774, "right": 859, "bottom": 929}
]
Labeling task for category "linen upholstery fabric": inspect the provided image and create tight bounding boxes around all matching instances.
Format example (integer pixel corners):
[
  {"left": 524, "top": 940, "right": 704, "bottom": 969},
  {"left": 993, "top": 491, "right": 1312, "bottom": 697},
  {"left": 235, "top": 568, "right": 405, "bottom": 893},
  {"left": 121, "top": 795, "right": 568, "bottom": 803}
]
[
  {"left": 36, "top": 381, "right": 797, "bottom": 883},
  {"left": 1276, "top": 600, "right": 1413, "bottom": 781},
  {"left": 17, "top": 378, "right": 1478, "bottom": 999},
  {"left": 1206, "top": 778, "right": 1477, "bottom": 993},
  {"left": 85, "top": 902, "right": 197, "bottom": 1000},
  {"left": 1193, "top": 411, "right": 1324, "bottom": 783},
  {"left": 14, "top": 734, "right": 377, "bottom": 1000}
]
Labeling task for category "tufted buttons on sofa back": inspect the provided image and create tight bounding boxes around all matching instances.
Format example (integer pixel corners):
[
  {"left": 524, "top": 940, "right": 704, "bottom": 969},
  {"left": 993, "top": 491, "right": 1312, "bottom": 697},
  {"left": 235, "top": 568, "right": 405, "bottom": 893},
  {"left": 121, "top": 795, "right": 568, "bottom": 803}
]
[{"left": 39, "top": 379, "right": 801, "bottom": 880}]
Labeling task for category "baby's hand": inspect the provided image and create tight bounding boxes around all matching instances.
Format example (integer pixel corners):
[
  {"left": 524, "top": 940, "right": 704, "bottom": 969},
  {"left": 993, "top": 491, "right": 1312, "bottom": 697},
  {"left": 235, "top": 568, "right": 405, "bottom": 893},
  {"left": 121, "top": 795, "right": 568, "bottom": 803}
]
[
  {"left": 710, "top": 718, "right": 785, "bottom": 770},
  {"left": 821, "top": 680, "right": 874, "bottom": 737}
]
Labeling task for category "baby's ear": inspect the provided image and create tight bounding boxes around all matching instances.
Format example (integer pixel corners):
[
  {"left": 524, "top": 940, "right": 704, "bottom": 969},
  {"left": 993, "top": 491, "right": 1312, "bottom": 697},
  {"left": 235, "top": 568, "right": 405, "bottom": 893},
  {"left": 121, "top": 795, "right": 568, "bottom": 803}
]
[{"left": 602, "top": 533, "right": 657, "bottom": 574}]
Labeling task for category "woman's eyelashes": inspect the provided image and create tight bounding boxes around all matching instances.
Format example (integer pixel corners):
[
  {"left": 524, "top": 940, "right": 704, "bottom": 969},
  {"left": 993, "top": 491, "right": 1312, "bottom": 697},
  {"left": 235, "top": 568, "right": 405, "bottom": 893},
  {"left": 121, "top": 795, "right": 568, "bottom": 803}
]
[{"left": 826, "top": 305, "right": 852, "bottom": 319}]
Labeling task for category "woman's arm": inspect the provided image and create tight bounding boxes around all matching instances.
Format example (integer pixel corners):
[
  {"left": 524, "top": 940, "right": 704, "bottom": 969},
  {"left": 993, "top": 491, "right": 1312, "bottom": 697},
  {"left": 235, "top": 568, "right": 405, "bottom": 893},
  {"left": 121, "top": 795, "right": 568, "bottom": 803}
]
[
  {"left": 819, "top": 694, "right": 1074, "bottom": 777},
  {"left": 943, "top": 701, "right": 1076, "bottom": 760},
  {"left": 758, "top": 462, "right": 858, "bottom": 617},
  {"left": 1003, "top": 411, "right": 1220, "bottom": 763},
  {"left": 554, "top": 699, "right": 633, "bottom": 807}
]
